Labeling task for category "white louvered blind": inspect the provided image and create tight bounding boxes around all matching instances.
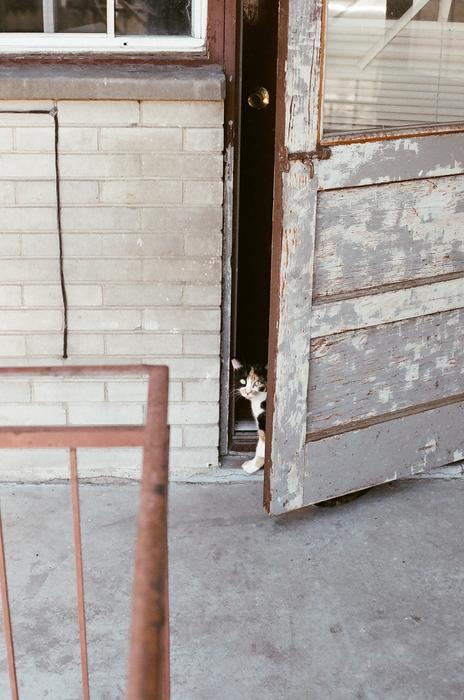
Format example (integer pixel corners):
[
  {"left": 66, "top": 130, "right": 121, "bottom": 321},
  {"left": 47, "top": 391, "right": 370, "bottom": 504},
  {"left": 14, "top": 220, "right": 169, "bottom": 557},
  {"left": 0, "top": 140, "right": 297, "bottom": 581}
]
[{"left": 323, "top": 1, "right": 464, "bottom": 135}]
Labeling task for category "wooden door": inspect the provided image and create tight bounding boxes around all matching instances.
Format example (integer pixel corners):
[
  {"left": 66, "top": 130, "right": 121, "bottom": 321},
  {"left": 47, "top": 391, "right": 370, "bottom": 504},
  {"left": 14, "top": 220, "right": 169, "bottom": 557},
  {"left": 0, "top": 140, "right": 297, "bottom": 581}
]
[{"left": 265, "top": 0, "right": 464, "bottom": 514}]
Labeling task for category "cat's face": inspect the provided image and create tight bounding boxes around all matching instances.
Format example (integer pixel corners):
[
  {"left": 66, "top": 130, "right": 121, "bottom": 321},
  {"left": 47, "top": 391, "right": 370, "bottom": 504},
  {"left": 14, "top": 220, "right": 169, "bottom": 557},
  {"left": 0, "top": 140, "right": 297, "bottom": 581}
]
[{"left": 231, "top": 359, "right": 267, "bottom": 401}]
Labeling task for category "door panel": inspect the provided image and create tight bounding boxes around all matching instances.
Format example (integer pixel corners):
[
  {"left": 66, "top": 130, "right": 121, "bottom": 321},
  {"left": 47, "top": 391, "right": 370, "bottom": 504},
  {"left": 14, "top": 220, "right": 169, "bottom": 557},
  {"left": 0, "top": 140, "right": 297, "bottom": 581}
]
[
  {"left": 265, "top": 0, "right": 464, "bottom": 514},
  {"left": 312, "top": 277, "right": 464, "bottom": 336},
  {"left": 308, "top": 308, "right": 464, "bottom": 436},
  {"left": 317, "top": 132, "right": 464, "bottom": 190},
  {"left": 305, "top": 401, "right": 464, "bottom": 503},
  {"left": 314, "top": 175, "right": 464, "bottom": 299}
]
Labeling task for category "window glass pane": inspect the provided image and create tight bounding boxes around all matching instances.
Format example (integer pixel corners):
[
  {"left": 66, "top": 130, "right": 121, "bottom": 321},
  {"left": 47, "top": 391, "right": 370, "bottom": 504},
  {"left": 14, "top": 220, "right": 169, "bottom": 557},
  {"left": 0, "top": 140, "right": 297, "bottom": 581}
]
[
  {"left": 0, "top": 0, "right": 106, "bottom": 33},
  {"left": 323, "top": 0, "right": 464, "bottom": 135},
  {"left": 115, "top": 0, "right": 192, "bottom": 36},
  {"left": 55, "top": 1, "right": 107, "bottom": 33},
  {"left": 0, "top": 0, "right": 43, "bottom": 32}
]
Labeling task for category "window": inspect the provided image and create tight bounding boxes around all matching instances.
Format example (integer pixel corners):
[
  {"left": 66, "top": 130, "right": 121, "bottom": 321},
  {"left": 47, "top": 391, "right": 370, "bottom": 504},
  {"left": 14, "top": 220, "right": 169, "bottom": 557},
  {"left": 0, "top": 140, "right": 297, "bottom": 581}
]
[
  {"left": 322, "top": 0, "right": 464, "bottom": 135},
  {"left": 0, "top": 0, "right": 207, "bottom": 52}
]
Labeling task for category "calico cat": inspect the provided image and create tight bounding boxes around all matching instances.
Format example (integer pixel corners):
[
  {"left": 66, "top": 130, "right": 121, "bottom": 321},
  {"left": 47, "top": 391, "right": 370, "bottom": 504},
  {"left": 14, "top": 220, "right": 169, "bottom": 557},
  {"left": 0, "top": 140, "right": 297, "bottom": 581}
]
[{"left": 232, "top": 358, "right": 267, "bottom": 474}]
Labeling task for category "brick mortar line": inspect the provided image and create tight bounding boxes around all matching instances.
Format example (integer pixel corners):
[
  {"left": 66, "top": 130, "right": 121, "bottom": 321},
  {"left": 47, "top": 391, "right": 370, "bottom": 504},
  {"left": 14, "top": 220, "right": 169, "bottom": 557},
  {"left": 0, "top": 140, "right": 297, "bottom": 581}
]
[
  {"left": 0, "top": 177, "right": 223, "bottom": 181},
  {"left": 0, "top": 173, "right": 222, "bottom": 180},
  {"left": 0, "top": 205, "right": 223, "bottom": 209},
  {"left": 0, "top": 149, "right": 223, "bottom": 155},
  {"left": 0, "top": 202, "right": 223, "bottom": 206}
]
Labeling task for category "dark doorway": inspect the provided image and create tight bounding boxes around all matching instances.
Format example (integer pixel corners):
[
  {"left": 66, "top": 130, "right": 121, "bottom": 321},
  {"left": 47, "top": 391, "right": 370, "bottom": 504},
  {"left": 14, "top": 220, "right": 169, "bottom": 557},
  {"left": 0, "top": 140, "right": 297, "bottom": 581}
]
[{"left": 231, "top": 0, "right": 279, "bottom": 448}]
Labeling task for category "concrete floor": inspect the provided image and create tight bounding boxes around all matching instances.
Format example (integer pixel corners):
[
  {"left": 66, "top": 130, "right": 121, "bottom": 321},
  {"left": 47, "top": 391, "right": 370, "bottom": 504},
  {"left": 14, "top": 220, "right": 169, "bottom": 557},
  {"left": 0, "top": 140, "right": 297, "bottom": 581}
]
[{"left": 0, "top": 478, "right": 463, "bottom": 699}]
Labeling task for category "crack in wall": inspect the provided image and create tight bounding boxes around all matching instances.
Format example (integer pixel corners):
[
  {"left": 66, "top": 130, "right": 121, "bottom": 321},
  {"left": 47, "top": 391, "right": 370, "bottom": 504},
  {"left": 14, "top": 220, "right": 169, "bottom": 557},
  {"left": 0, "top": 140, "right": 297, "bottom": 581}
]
[{"left": 0, "top": 106, "right": 68, "bottom": 359}]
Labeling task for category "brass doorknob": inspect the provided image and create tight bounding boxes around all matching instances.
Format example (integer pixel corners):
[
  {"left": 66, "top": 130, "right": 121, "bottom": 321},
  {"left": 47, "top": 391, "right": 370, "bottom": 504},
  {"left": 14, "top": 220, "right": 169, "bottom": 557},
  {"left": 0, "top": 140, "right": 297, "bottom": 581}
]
[{"left": 247, "top": 86, "right": 270, "bottom": 110}]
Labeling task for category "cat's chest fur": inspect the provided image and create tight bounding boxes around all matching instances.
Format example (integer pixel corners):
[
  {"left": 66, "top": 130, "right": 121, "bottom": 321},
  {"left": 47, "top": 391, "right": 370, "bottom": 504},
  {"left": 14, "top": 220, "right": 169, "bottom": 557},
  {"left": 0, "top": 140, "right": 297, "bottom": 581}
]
[{"left": 251, "top": 396, "right": 266, "bottom": 423}]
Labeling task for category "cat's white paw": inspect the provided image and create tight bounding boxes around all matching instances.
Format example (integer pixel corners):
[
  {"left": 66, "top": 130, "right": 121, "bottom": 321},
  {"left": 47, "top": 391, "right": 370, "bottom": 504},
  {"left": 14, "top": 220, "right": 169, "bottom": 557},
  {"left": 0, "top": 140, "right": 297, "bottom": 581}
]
[{"left": 242, "top": 458, "right": 264, "bottom": 475}]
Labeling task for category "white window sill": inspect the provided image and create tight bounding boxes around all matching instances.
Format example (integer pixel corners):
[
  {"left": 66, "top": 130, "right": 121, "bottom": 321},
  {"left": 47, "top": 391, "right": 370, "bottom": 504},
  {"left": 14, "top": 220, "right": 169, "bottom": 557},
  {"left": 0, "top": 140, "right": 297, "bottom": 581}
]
[{"left": 0, "top": 35, "right": 205, "bottom": 53}]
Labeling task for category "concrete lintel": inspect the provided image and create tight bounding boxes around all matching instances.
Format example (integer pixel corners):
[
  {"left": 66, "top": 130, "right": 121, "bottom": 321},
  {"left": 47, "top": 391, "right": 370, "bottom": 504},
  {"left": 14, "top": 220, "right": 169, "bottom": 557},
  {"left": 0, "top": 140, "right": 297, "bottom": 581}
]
[{"left": 0, "top": 64, "right": 225, "bottom": 101}]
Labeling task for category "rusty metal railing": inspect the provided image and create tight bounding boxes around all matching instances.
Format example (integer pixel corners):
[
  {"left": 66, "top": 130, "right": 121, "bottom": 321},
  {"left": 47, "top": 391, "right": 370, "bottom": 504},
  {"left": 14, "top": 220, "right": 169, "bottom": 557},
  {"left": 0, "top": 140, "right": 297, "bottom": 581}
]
[{"left": 0, "top": 364, "right": 170, "bottom": 700}]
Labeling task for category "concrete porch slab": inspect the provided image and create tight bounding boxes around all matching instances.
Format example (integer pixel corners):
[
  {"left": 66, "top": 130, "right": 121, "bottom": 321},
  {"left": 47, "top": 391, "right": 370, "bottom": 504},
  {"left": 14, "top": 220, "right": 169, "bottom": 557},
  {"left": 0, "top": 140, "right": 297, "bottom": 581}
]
[{"left": 0, "top": 479, "right": 463, "bottom": 699}]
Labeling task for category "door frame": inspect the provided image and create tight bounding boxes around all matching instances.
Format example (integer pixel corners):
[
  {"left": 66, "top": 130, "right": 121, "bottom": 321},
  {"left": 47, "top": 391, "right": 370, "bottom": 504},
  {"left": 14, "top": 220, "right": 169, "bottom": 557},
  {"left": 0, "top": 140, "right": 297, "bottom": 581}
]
[
  {"left": 219, "top": 0, "right": 241, "bottom": 458},
  {"left": 219, "top": 0, "right": 280, "bottom": 459}
]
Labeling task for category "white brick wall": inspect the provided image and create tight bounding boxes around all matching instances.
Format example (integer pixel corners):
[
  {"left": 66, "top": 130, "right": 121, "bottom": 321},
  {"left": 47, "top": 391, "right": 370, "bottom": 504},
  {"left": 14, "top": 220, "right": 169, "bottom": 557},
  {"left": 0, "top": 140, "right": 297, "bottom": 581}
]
[{"left": 0, "top": 98, "right": 224, "bottom": 480}]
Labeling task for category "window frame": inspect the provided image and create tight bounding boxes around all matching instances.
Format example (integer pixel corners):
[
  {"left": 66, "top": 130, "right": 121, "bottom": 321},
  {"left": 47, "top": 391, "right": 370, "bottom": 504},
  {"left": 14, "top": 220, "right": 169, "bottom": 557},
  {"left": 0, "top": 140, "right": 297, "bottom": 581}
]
[
  {"left": 318, "top": 1, "right": 464, "bottom": 146},
  {"left": 0, "top": 0, "right": 208, "bottom": 53}
]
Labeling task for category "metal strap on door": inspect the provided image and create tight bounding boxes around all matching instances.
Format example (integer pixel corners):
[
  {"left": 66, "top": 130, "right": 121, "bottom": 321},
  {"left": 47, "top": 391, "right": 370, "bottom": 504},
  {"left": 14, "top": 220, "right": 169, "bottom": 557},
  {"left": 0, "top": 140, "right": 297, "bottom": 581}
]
[{"left": 282, "top": 145, "right": 332, "bottom": 176}]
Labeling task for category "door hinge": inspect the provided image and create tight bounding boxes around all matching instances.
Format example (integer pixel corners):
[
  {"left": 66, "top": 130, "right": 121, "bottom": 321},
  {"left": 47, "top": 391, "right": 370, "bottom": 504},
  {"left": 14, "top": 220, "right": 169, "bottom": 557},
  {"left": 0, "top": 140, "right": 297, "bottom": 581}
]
[{"left": 281, "top": 145, "right": 331, "bottom": 176}]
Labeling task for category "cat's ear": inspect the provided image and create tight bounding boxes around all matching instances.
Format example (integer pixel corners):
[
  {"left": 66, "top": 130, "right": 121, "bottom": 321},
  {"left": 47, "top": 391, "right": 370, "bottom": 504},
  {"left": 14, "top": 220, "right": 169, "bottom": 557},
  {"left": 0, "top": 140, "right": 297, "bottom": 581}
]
[{"left": 231, "top": 358, "right": 242, "bottom": 370}]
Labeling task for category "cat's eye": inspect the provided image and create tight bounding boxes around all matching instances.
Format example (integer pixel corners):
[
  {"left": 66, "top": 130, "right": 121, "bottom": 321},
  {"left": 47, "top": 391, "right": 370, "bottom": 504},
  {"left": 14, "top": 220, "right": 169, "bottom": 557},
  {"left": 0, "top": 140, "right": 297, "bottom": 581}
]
[{"left": 240, "top": 379, "right": 246, "bottom": 385}]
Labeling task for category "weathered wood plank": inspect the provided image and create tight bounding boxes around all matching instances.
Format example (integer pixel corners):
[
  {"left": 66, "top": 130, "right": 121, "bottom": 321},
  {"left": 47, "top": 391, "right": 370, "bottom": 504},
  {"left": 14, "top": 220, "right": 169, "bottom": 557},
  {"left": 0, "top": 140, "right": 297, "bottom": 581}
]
[
  {"left": 285, "top": 0, "right": 323, "bottom": 152},
  {"left": 312, "top": 277, "right": 464, "bottom": 338},
  {"left": 303, "top": 400, "right": 464, "bottom": 505},
  {"left": 317, "top": 131, "right": 464, "bottom": 190},
  {"left": 307, "top": 308, "right": 464, "bottom": 434},
  {"left": 267, "top": 0, "right": 323, "bottom": 514},
  {"left": 270, "top": 167, "right": 317, "bottom": 513},
  {"left": 314, "top": 175, "right": 464, "bottom": 299}
]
